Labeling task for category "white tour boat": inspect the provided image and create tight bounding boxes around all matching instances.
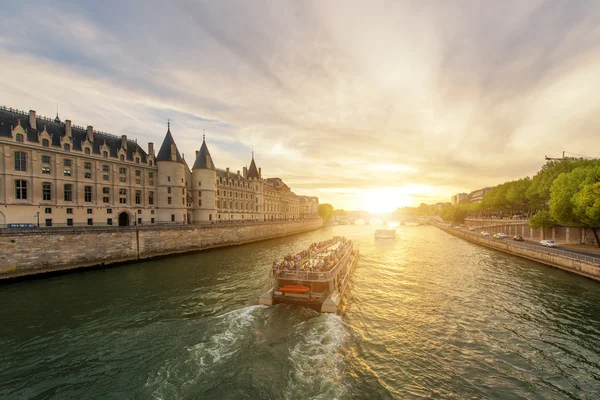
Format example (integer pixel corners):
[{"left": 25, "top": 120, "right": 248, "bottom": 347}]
[
  {"left": 374, "top": 228, "right": 396, "bottom": 239},
  {"left": 258, "top": 236, "right": 359, "bottom": 313}
]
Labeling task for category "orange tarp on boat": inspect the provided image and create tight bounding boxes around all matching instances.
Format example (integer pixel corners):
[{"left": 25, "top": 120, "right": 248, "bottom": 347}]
[{"left": 280, "top": 285, "right": 310, "bottom": 294}]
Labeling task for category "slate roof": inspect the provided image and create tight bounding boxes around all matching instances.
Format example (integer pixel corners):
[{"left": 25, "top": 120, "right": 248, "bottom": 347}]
[
  {"left": 193, "top": 137, "right": 215, "bottom": 169},
  {"left": 156, "top": 128, "right": 183, "bottom": 163},
  {"left": 247, "top": 157, "right": 260, "bottom": 179},
  {"left": 0, "top": 107, "right": 149, "bottom": 162}
]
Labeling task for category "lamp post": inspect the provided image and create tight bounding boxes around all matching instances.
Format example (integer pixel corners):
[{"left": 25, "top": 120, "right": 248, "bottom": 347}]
[{"left": 34, "top": 211, "right": 39, "bottom": 228}]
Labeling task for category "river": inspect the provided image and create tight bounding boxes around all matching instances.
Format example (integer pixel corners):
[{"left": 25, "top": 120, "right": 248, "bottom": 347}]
[{"left": 1, "top": 225, "right": 600, "bottom": 399}]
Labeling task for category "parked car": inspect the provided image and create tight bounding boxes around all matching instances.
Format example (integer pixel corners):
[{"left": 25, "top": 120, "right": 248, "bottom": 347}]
[
  {"left": 481, "top": 231, "right": 490, "bottom": 237},
  {"left": 540, "top": 240, "right": 558, "bottom": 248},
  {"left": 469, "top": 227, "right": 476, "bottom": 231},
  {"left": 496, "top": 233, "right": 508, "bottom": 239},
  {"left": 513, "top": 235, "right": 524, "bottom": 241}
]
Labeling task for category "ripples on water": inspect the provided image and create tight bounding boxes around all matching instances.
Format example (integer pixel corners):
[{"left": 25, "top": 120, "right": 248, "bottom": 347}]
[{"left": 1, "top": 226, "right": 600, "bottom": 399}]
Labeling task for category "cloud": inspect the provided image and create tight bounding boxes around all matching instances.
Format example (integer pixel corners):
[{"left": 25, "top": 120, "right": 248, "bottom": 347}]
[{"left": 2, "top": 0, "right": 600, "bottom": 210}]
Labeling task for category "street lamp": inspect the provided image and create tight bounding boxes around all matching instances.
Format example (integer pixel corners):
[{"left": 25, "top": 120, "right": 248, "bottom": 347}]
[{"left": 34, "top": 211, "right": 39, "bottom": 228}]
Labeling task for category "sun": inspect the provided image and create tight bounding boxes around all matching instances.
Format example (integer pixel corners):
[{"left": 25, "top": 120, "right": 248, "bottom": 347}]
[{"left": 359, "top": 188, "right": 413, "bottom": 213}]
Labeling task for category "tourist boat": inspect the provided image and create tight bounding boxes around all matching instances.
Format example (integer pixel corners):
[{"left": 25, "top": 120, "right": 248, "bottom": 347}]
[
  {"left": 258, "top": 236, "right": 359, "bottom": 313},
  {"left": 374, "top": 228, "right": 396, "bottom": 239}
]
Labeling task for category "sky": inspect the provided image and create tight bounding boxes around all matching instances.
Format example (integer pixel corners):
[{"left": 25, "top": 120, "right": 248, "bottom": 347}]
[{"left": 2, "top": 1, "right": 600, "bottom": 212}]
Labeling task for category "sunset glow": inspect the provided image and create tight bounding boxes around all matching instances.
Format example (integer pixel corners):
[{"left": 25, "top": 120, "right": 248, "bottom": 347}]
[{"left": 2, "top": 2, "right": 599, "bottom": 210}]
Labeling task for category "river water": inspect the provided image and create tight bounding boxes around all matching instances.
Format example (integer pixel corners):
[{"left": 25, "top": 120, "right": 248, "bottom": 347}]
[{"left": 1, "top": 225, "right": 600, "bottom": 399}]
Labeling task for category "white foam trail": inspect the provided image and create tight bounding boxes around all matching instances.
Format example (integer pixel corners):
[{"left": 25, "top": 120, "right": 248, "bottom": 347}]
[
  {"left": 145, "top": 305, "right": 266, "bottom": 399},
  {"left": 285, "top": 313, "right": 348, "bottom": 400}
]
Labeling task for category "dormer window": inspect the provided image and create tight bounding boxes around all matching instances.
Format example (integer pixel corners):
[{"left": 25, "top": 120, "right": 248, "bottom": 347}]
[
  {"left": 135, "top": 157, "right": 140, "bottom": 164},
  {"left": 85, "top": 147, "right": 91, "bottom": 155},
  {"left": 64, "top": 144, "right": 70, "bottom": 152},
  {"left": 120, "top": 155, "right": 125, "bottom": 161},
  {"left": 149, "top": 160, "right": 153, "bottom": 166},
  {"left": 103, "top": 151, "right": 108, "bottom": 158},
  {"left": 16, "top": 133, "right": 24, "bottom": 142},
  {"left": 42, "top": 139, "right": 49, "bottom": 147}
]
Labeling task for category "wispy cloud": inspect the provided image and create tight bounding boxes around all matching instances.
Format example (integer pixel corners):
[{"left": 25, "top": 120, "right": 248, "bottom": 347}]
[{"left": 2, "top": 0, "right": 600, "bottom": 210}]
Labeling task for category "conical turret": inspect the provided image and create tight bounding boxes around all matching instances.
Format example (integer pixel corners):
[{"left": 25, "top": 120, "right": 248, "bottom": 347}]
[{"left": 193, "top": 134, "right": 215, "bottom": 169}]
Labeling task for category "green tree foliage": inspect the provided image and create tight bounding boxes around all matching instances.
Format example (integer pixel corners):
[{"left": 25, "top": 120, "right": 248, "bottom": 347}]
[
  {"left": 506, "top": 178, "right": 531, "bottom": 214},
  {"left": 318, "top": 203, "right": 334, "bottom": 222},
  {"left": 550, "top": 165, "right": 600, "bottom": 246},
  {"left": 439, "top": 204, "right": 469, "bottom": 223},
  {"left": 527, "top": 158, "right": 595, "bottom": 212},
  {"left": 529, "top": 210, "right": 556, "bottom": 229}
]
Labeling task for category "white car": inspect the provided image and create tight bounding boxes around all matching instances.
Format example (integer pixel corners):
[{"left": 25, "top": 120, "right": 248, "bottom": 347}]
[
  {"left": 540, "top": 240, "right": 558, "bottom": 248},
  {"left": 496, "top": 233, "right": 508, "bottom": 239},
  {"left": 481, "top": 231, "right": 490, "bottom": 237}
]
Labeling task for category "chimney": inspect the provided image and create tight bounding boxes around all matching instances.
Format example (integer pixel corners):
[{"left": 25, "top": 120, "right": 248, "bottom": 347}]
[
  {"left": 171, "top": 144, "right": 177, "bottom": 160},
  {"left": 29, "top": 110, "right": 36, "bottom": 130},
  {"left": 195, "top": 150, "right": 199, "bottom": 158},
  {"left": 121, "top": 135, "right": 127, "bottom": 150},
  {"left": 148, "top": 142, "right": 154, "bottom": 154},
  {"left": 259, "top": 167, "right": 262, "bottom": 178},
  {"left": 226, "top": 167, "right": 230, "bottom": 173},
  {"left": 243, "top": 166, "right": 247, "bottom": 178},
  {"left": 86, "top": 125, "right": 93, "bottom": 142},
  {"left": 237, "top": 170, "right": 240, "bottom": 176},
  {"left": 66, "top": 120, "right": 72, "bottom": 137}
]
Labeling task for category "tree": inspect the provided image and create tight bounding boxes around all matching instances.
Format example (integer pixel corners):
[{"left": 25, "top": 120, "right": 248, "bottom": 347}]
[
  {"left": 318, "top": 203, "right": 334, "bottom": 222},
  {"left": 506, "top": 177, "right": 531, "bottom": 215},
  {"left": 527, "top": 158, "right": 596, "bottom": 212},
  {"left": 550, "top": 165, "right": 600, "bottom": 246},
  {"left": 529, "top": 210, "right": 556, "bottom": 239}
]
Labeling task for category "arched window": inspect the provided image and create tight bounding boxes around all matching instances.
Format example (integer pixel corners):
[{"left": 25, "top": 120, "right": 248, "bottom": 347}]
[
  {"left": 16, "top": 133, "right": 24, "bottom": 142},
  {"left": 42, "top": 139, "right": 49, "bottom": 147},
  {"left": 120, "top": 155, "right": 125, "bottom": 161},
  {"left": 103, "top": 151, "right": 108, "bottom": 158},
  {"left": 149, "top": 160, "right": 153, "bottom": 166},
  {"left": 135, "top": 157, "right": 140, "bottom": 164},
  {"left": 85, "top": 147, "right": 91, "bottom": 155},
  {"left": 64, "top": 143, "right": 70, "bottom": 151}
]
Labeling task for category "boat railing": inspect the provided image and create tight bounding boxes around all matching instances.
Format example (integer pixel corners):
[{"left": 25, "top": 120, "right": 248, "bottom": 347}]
[{"left": 272, "top": 244, "right": 353, "bottom": 282}]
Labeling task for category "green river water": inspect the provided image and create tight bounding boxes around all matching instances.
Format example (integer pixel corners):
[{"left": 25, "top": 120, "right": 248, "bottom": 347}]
[{"left": 1, "top": 225, "right": 600, "bottom": 399}]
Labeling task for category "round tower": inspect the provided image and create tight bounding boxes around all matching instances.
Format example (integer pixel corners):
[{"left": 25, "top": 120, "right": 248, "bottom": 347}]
[
  {"left": 155, "top": 124, "right": 188, "bottom": 223},
  {"left": 192, "top": 135, "right": 217, "bottom": 223}
]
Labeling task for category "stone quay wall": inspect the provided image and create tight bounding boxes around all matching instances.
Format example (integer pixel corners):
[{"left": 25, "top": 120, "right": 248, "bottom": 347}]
[
  {"left": 465, "top": 219, "right": 598, "bottom": 245},
  {"left": 0, "top": 219, "right": 324, "bottom": 279},
  {"left": 435, "top": 223, "right": 600, "bottom": 282}
]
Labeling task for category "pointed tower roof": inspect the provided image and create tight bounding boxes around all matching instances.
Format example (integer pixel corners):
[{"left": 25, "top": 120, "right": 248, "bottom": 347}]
[
  {"left": 247, "top": 151, "right": 260, "bottom": 179},
  {"left": 156, "top": 122, "right": 183, "bottom": 162},
  {"left": 193, "top": 133, "right": 215, "bottom": 169}
]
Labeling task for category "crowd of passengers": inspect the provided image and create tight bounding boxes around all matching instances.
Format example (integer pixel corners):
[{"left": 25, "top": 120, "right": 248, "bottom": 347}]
[{"left": 272, "top": 236, "right": 352, "bottom": 274}]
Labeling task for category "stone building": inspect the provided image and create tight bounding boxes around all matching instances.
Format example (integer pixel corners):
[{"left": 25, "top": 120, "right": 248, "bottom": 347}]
[
  {"left": 298, "top": 196, "right": 319, "bottom": 219},
  {"left": 0, "top": 106, "right": 317, "bottom": 227}
]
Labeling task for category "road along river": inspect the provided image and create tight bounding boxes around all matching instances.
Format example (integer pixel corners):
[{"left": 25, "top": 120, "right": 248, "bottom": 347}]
[{"left": 1, "top": 225, "right": 599, "bottom": 399}]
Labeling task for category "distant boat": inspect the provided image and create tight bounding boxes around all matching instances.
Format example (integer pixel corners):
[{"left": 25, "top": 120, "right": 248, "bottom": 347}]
[{"left": 374, "top": 228, "right": 396, "bottom": 239}]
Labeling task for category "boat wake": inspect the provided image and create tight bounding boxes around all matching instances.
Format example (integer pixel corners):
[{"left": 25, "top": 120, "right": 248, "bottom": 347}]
[
  {"left": 284, "top": 313, "right": 348, "bottom": 400},
  {"left": 144, "top": 305, "right": 267, "bottom": 400}
]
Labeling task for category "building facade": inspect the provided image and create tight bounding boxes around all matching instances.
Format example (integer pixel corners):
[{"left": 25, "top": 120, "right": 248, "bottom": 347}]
[
  {"left": 451, "top": 192, "right": 469, "bottom": 205},
  {"left": 0, "top": 106, "right": 318, "bottom": 227},
  {"left": 468, "top": 187, "right": 491, "bottom": 203}
]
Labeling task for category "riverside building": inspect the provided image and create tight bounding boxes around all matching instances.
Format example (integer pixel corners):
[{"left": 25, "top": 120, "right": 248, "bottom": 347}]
[{"left": 0, "top": 106, "right": 318, "bottom": 227}]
